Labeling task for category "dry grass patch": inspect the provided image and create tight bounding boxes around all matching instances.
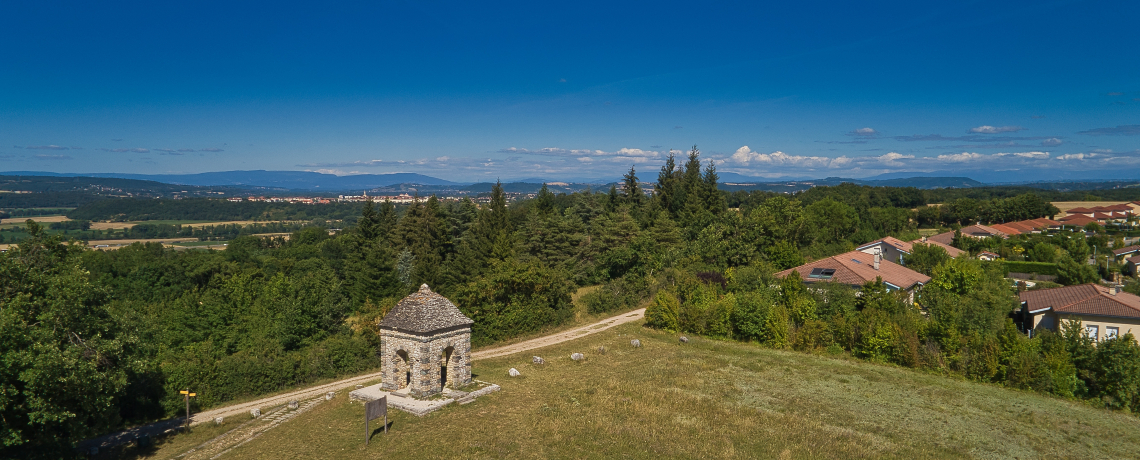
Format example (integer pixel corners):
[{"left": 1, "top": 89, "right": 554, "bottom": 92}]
[{"left": 137, "top": 323, "right": 1140, "bottom": 459}]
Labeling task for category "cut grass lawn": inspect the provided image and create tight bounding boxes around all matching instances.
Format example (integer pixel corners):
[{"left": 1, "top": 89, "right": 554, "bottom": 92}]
[{"left": 127, "top": 322, "right": 1140, "bottom": 460}]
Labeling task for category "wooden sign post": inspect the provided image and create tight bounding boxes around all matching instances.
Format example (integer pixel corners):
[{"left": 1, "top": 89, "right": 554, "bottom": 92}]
[
  {"left": 364, "top": 396, "right": 387, "bottom": 445},
  {"left": 180, "top": 390, "right": 197, "bottom": 429}
]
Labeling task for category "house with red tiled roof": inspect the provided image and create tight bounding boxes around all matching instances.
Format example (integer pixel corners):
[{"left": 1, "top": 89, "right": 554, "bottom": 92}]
[
  {"left": 989, "top": 218, "right": 1061, "bottom": 236},
  {"left": 978, "top": 251, "right": 1000, "bottom": 261},
  {"left": 857, "top": 236, "right": 967, "bottom": 265},
  {"left": 1113, "top": 245, "right": 1140, "bottom": 263},
  {"left": 1059, "top": 214, "right": 1099, "bottom": 227},
  {"left": 776, "top": 250, "right": 931, "bottom": 303},
  {"left": 1018, "top": 284, "right": 1140, "bottom": 343},
  {"left": 1126, "top": 255, "right": 1140, "bottom": 277}
]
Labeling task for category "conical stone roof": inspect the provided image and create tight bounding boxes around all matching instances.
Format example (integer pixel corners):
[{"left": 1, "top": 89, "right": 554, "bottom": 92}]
[{"left": 378, "top": 284, "right": 473, "bottom": 335}]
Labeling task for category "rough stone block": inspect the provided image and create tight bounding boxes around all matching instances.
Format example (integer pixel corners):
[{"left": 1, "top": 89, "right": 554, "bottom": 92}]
[
  {"left": 509, "top": 368, "right": 521, "bottom": 377},
  {"left": 250, "top": 408, "right": 261, "bottom": 418},
  {"left": 288, "top": 400, "right": 299, "bottom": 410},
  {"left": 679, "top": 336, "right": 689, "bottom": 343},
  {"left": 571, "top": 353, "right": 585, "bottom": 361},
  {"left": 631, "top": 339, "right": 641, "bottom": 348},
  {"left": 326, "top": 391, "right": 335, "bottom": 400},
  {"left": 532, "top": 356, "right": 545, "bottom": 364},
  {"left": 214, "top": 417, "right": 224, "bottom": 425}
]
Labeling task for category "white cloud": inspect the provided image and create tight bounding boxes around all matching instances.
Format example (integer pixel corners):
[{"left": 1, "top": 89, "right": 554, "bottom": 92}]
[
  {"left": 970, "top": 125, "right": 1024, "bottom": 134},
  {"left": 729, "top": 146, "right": 848, "bottom": 168},
  {"left": 935, "top": 152, "right": 983, "bottom": 162},
  {"left": 850, "top": 127, "right": 877, "bottom": 136},
  {"left": 1056, "top": 153, "right": 1095, "bottom": 161},
  {"left": 994, "top": 151, "right": 1049, "bottom": 159},
  {"left": 1042, "top": 138, "right": 1063, "bottom": 146}
]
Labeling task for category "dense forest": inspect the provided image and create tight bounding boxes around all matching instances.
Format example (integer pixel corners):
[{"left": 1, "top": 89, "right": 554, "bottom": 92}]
[{"left": 5, "top": 147, "right": 1140, "bottom": 458}]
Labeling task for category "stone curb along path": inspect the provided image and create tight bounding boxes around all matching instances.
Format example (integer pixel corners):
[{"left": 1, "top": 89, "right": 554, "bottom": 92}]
[{"left": 81, "top": 308, "right": 646, "bottom": 451}]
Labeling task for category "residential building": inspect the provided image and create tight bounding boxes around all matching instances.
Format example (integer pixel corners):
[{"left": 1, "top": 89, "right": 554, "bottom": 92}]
[
  {"left": 1112, "top": 245, "right": 1140, "bottom": 263},
  {"left": 775, "top": 249, "right": 931, "bottom": 303},
  {"left": 856, "top": 236, "right": 966, "bottom": 266},
  {"left": 1017, "top": 284, "right": 1140, "bottom": 343},
  {"left": 1126, "top": 255, "right": 1140, "bottom": 277}
]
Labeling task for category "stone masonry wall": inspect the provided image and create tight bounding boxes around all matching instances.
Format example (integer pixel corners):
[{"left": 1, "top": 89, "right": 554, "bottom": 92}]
[{"left": 380, "top": 328, "right": 471, "bottom": 398}]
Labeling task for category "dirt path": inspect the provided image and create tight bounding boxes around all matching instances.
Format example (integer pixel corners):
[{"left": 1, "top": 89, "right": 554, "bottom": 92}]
[
  {"left": 472, "top": 308, "right": 645, "bottom": 360},
  {"left": 81, "top": 307, "right": 646, "bottom": 451}
]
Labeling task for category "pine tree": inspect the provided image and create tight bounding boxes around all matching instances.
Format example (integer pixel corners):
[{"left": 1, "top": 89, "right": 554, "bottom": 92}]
[
  {"left": 376, "top": 199, "right": 397, "bottom": 245},
  {"left": 656, "top": 151, "right": 679, "bottom": 217},
  {"left": 535, "top": 183, "right": 555, "bottom": 215},
  {"left": 622, "top": 166, "right": 642, "bottom": 206},
  {"left": 702, "top": 159, "right": 726, "bottom": 214},
  {"left": 358, "top": 199, "right": 379, "bottom": 241},
  {"left": 447, "top": 181, "right": 513, "bottom": 286},
  {"left": 607, "top": 184, "right": 619, "bottom": 213}
]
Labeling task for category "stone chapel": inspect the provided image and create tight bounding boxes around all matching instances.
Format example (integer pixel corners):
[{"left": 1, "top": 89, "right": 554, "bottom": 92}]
[{"left": 378, "top": 284, "right": 474, "bottom": 398}]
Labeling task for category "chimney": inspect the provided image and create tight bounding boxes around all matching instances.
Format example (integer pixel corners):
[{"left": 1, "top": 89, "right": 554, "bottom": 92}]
[{"left": 874, "top": 247, "right": 881, "bottom": 270}]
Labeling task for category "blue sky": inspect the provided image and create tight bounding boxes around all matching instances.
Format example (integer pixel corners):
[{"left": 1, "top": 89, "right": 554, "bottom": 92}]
[{"left": 2, "top": 1, "right": 1138, "bottom": 182}]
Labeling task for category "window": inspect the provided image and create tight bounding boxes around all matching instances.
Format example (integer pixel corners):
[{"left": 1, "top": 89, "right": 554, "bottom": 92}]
[
  {"left": 1086, "top": 325, "right": 1099, "bottom": 341},
  {"left": 1106, "top": 327, "right": 1119, "bottom": 340},
  {"left": 808, "top": 268, "right": 835, "bottom": 280}
]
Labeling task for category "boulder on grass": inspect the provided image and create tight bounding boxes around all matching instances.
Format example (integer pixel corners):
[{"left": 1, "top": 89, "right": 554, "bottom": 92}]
[
  {"left": 571, "top": 353, "right": 585, "bottom": 361},
  {"left": 631, "top": 339, "right": 641, "bottom": 348},
  {"left": 679, "top": 336, "right": 689, "bottom": 343},
  {"left": 532, "top": 356, "right": 545, "bottom": 365},
  {"left": 509, "top": 368, "right": 521, "bottom": 377}
]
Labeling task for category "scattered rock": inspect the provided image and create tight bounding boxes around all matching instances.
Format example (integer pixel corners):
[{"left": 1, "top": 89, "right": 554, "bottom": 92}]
[
  {"left": 509, "top": 368, "right": 521, "bottom": 377},
  {"left": 597, "top": 346, "right": 607, "bottom": 355},
  {"left": 326, "top": 391, "right": 335, "bottom": 400},
  {"left": 250, "top": 408, "right": 261, "bottom": 418},
  {"left": 679, "top": 336, "right": 689, "bottom": 343},
  {"left": 214, "top": 417, "right": 224, "bottom": 425},
  {"left": 532, "top": 356, "right": 545, "bottom": 365},
  {"left": 355, "top": 384, "right": 363, "bottom": 389},
  {"left": 571, "top": 353, "right": 585, "bottom": 361},
  {"left": 288, "top": 400, "right": 299, "bottom": 410},
  {"left": 631, "top": 339, "right": 641, "bottom": 348}
]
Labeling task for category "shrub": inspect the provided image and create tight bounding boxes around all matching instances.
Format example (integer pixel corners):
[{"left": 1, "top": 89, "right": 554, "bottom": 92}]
[
  {"left": 582, "top": 275, "right": 649, "bottom": 314},
  {"left": 452, "top": 258, "right": 575, "bottom": 346},
  {"left": 645, "top": 290, "right": 680, "bottom": 331}
]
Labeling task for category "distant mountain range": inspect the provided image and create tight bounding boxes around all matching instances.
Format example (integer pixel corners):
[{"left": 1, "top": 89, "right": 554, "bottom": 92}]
[
  {"left": 2, "top": 169, "right": 1135, "bottom": 192},
  {"left": 0, "top": 170, "right": 456, "bottom": 190}
]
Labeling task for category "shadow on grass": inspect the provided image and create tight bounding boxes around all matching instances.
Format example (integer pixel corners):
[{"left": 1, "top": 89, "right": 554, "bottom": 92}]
[{"left": 366, "top": 420, "right": 394, "bottom": 444}]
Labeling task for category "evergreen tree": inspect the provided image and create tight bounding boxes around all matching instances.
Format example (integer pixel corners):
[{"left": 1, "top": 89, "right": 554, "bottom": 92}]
[
  {"left": 448, "top": 181, "right": 513, "bottom": 286},
  {"left": 701, "top": 159, "right": 726, "bottom": 214},
  {"left": 535, "top": 183, "right": 555, "bottom": 215},
  {"left": 607, "top": 184, "right": 619, "bottom": 213},
  {"left": 622, "top": 166, "right": 642, "bottom": 206},
  {"left": 655, "top": 151, "right": 680, "bottom": 217},
  {"left": 376, "top": 199, "right": 398, "bottom": 245},
  {"left": 394, "top": 196, "right": 449, "bottom": 288},
  {"left": 358, "top": 198, "right": 379, "bottom": 241},
  {"left": 680, "top": 145, "right": 703, "bottom": 207}
]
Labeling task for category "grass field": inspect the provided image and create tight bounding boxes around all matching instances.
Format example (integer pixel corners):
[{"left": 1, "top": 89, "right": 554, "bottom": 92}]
[{"left": 122, "top": 322, "right": 1140, "bottom": 460}]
